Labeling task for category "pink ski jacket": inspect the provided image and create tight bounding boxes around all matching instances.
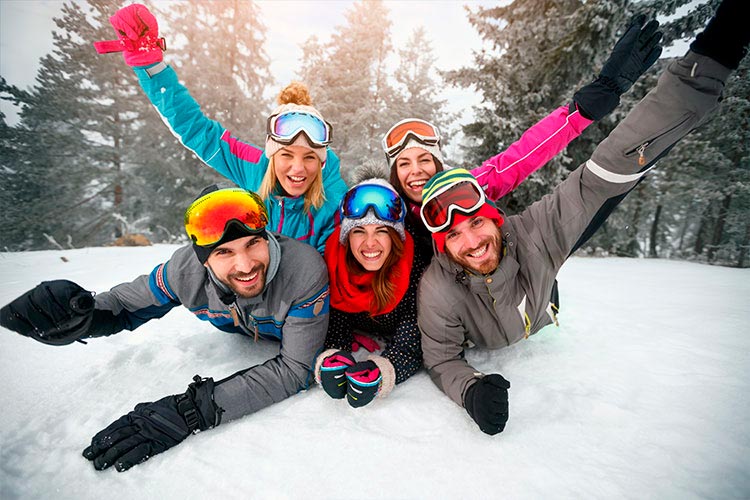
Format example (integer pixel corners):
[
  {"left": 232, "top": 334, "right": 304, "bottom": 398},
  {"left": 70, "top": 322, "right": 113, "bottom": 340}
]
[{"left": 471, "top": 105, "right": 592, "bottom": 201}]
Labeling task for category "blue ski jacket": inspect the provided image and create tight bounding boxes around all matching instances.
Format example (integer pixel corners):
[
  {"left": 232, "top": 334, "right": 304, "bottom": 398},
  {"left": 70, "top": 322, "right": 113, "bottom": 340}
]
[{"left": 133, "top": 63, "right": 348, "bottom": 253}]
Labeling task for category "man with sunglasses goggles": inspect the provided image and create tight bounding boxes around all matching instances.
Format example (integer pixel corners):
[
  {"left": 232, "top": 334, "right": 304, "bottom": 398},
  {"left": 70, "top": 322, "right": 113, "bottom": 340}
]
[
  {"left": 416, "top": 5, "right": 745, "bottom": 436},
  {"left": 0, "top": 186, "right": 330, "bottom": 471}
]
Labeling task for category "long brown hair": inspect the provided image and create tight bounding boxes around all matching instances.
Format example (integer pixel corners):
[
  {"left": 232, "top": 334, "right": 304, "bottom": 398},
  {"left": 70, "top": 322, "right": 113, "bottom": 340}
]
[{"left": 344, "top": 226, "right": 405, "bottom": 314}]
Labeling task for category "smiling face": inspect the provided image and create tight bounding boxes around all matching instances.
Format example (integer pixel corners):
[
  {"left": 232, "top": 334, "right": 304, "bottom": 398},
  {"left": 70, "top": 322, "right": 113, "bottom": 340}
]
[
  {"left": 394, "top": 148, "right": 438, "bottom": 203},
  {"left": 205, "top": 235, "right": 270, "bottom": 298},
  {"left": 444, "top": 216, "right": 502, "bottom": 275},
  {"left": 272, "top": 145, "right": 321, "bottom": 197},
  {"left": 348, "top": 224, "right": 394, "bottom": 272}
]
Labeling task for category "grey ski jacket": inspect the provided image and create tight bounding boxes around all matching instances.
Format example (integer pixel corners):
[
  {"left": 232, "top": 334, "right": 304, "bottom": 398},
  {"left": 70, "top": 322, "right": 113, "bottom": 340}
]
[
  {"left": 92, "top": 233, "right": 330, "bottom": 422},
  {"left": 417, "top": 52, "right": 732, "bottom": 408}
]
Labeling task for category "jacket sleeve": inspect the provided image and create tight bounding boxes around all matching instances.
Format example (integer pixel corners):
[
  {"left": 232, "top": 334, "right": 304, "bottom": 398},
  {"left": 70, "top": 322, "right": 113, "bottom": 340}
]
[
  {"left": 212, "top": 270, "right": 330, "bottom": 422},
  {"left": 470, "top": 105, "right": 592, "bottom": 201},
  {"left": 324, "top": 308, "right": 355, "bottom": 351},
  {"left": 91, "top": 259, "right": 185, "bottom": 337},
  {"left": 133, "top": 63, "right": 267, "bottom": 189},
  {"left": 382, "top": 272, "right": 423, "bottom": 385},
  {"left": 417, "top": 273, "right": 479, "bottom": 408},
  {"left": 516, "top": 52, "right": 730, "bottom": 271}
]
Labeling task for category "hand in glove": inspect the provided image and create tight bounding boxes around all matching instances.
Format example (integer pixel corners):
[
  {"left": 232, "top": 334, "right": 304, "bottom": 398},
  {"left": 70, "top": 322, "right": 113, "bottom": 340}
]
[
  {"left": 319, "top": 350, "right": 356, "bottom": 399},
  {"left": 82, "top": 376, "right": 222, "bottom": 472},
  {"left": 94, "top": 3, "right": 165, "bottom": 66},
  {"left": 0, "top": 280, "right": 95, "bottom": 346},
  {"left": 351, "top": 332, "right": 380, "bottom": 353},
  {"left": 574, "top": 15, "right": 663, "bottom": 120},
  {"left": 345, "top": 361, "right": 382, "bottom": 408},
  {"left": 464, "top": 374, "right": 511, "bottom": 436}
]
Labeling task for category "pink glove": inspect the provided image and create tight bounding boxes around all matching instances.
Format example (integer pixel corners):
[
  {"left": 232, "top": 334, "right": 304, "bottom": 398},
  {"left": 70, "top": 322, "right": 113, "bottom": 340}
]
[
  {"left": 351, "top": 333, "right": 380, "bottom": 353},
  {"left": 94, "top": 4, "right": 165, "bottom": 66}
]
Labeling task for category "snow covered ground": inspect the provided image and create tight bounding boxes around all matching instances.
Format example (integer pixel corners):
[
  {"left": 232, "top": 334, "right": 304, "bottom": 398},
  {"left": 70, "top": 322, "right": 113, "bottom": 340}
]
[{"left": 0, "top": 245, "right": 748, "bottom": 500}]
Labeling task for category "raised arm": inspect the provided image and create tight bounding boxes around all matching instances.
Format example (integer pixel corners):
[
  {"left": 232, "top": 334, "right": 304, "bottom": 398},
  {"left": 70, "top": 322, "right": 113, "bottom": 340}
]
[
  {"left": 472, "top": 16, "right": 663, "bottom": 201},
  {"left": 95, "top": 3, "right": 268, "bottom": 189},
  {"left": 521, "top": 49, "right": 730, "bottom": 272}
]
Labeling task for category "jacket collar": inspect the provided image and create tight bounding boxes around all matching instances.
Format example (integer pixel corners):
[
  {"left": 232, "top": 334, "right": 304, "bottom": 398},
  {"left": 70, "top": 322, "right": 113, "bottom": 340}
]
[{"left": 272, "top": 191, "right": 305, "bottom": 209}]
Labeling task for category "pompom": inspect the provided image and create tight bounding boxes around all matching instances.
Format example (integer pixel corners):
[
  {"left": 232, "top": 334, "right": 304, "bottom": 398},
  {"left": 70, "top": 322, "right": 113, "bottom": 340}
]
[{"left": 277, "top": 82, "right": 313, "bottom": 106}]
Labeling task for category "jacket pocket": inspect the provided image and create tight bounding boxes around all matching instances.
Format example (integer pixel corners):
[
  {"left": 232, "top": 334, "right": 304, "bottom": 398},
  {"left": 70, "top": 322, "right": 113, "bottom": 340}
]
[{"left": 623, "top": 113, "right": 693, "bottom": 169}]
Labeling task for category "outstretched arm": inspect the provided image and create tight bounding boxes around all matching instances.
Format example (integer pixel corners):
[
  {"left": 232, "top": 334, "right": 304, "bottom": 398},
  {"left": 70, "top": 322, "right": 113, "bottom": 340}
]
[
  {"left": 96, "top": 3, "right": 268, "bottom": 190},
  {"left": 472, "top": 16, "right": 663, "bottom": 202},
  {"left": 521, "top": 49, "right": 731, "bottom": 272}
]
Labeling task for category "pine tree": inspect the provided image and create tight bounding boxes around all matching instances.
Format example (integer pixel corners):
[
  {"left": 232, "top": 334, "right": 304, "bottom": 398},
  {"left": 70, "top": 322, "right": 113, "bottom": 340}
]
[
  {"left": 298, "top": 0, "right": 395, "bottom": 183},
  {"left": 391, "top": 27, "right": 453, "bottom": 137},
  {"left": 137, "top": 0, "right": 272, "bottom": 238}
]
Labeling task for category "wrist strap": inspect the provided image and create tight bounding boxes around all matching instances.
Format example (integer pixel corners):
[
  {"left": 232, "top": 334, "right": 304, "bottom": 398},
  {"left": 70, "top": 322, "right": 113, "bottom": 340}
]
[
  {"left": 176, "top": 394, "right": 200, "bottom": 432},
  {"left": 93, "top": 39, "right": 124, "bottom": 54},
  {"left": 145, "top": 61, "right": 168, "bottom": 77}
]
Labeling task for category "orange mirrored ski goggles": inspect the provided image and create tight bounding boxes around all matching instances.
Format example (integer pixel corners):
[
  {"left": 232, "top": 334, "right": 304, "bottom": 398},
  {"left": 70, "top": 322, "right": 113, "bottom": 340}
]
[
  {"left": 184, "top": 188, "right": 269, "bottom": 247},
  {"left": 382, "top": 118, "right": 441, "bottom": 158}
]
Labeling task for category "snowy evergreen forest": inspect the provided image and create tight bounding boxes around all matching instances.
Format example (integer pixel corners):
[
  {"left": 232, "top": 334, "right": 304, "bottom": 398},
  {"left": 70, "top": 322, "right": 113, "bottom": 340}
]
[{"left": 1, "top": 0, "right": 748, "bottom": 267}]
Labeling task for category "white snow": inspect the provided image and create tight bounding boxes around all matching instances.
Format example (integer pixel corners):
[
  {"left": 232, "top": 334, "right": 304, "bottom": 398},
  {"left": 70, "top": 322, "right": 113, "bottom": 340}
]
[{"left": 0, "top": 246, "right": 748, "bottom": 499}]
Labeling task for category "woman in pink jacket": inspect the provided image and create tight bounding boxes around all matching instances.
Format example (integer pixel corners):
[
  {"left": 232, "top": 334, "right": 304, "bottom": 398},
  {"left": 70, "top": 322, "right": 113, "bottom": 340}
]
[{"left": 383, "top": 16, "right": 659, "bottom": 261}]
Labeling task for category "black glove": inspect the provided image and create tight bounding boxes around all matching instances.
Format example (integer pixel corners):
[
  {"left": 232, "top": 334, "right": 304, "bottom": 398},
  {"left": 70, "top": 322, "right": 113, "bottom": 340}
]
[
  {"left": 464, "top": 374, "right": 511, "bottom": 436},
  {"left": 0, "top": 280, "right": 95, "bottom": 345},
  {"left": 346, "top": 360, "right": 382, "bottom": 408},
  {"left": 573, "top": 15, "right": 663, "bottom": 120},
  {"left": 82, "top": 375, "right": 222, "bottom": 472},
  {"left": 319, "top": 350, "right": 356, "bottom": 399}
]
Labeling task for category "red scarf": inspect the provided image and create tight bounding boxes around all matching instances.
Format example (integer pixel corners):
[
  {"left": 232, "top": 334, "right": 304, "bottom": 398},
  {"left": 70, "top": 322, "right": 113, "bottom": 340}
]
[{"left": 325, "top": 226, "right": 414, "bottom": 316}]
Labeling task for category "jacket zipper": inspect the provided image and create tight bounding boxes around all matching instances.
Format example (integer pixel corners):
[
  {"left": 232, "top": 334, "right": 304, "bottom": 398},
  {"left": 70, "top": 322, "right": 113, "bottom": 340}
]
[
  {"left": 636, "top": 141, "right": 649, "bottom": 167},
  {"left": 230, "top": 303, "right": 258, "bottom": 341}
]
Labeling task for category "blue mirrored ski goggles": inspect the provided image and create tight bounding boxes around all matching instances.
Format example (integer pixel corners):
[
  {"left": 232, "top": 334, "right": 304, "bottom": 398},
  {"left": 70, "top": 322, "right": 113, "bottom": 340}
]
[
  {"left": 340, "top": 184, "right": 406, "bottom": 223},
  {"left": 267, "top": 111, "right": 333, "bottom": 147}
]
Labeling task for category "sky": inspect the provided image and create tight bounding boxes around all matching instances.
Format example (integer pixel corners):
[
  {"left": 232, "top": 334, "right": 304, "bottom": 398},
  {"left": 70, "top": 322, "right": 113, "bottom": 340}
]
[
  {"left": 0, "top": 0, "right": 501, "bottom": 131},
  {"left": 1, "top": 246, "right": 748, "bottom": 498}
]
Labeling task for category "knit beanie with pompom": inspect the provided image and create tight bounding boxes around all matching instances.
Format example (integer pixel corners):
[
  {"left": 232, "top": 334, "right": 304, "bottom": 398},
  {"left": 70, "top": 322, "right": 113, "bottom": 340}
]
[{"left": 265, "top": 82, "right": 328, "bottom": 163}]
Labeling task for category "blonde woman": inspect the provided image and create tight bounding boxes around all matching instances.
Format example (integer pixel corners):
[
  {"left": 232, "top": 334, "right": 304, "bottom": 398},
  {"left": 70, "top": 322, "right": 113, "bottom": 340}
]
[{"left": 96, "top": 3, "right": 347, "bottom": 252}]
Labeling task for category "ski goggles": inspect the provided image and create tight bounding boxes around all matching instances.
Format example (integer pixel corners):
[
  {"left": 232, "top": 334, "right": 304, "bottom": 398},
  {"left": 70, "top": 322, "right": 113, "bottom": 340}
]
[
  {"left": 184, "top": 188, "right": 269, "bottom": 247},
  {"left": 267, "top": 111, "right": 333, "bottom": 148},
  {"left": 421, "top": 180, "right": 486, "bottom": 233},
  {"left": 382, "top": 118, "right": 441, "bottom": 158},
  {"left": 340, "top": 183, "right": 406, "bottom": 223}
]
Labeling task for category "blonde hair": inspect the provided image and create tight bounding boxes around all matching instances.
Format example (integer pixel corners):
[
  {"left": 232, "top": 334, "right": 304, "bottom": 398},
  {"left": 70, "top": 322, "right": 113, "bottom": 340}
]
[{"left": 259, "top": 155, "right": 326, "bottom": 212}]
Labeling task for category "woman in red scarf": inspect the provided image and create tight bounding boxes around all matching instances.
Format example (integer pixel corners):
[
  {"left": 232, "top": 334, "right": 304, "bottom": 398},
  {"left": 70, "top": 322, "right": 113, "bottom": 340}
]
[{"left": 314, "top": 179, "right": 427, "bottom": 408}]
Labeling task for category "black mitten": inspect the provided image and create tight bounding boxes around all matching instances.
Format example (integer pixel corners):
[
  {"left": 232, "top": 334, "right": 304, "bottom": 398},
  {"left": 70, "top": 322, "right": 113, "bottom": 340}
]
[
  {"left": 0, "top": 280, "right": 95, "bottom": 345},
  {"left": 464, "top": 374, "right": 511, "bottom": 436},
  {"left": 82, "top": 375, "right": 222, "bottom": 472}
]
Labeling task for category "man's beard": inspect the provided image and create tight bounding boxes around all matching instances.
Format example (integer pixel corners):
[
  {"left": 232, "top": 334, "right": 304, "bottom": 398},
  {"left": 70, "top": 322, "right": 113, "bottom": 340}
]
[
  {"left": 226, "top": 264, "right": 267, "bottom": 298},
  {"left": 447, "top": 230, "right": 502, "bottom": 275}
]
